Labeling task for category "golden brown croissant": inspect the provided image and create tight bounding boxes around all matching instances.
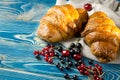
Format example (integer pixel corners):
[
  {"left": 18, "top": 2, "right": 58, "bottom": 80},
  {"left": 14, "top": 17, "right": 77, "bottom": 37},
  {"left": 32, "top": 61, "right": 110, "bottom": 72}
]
[
  {"left": 81, "top": 11, "right": 120, "bottom": 63},
  {"left": 37, "top": 4, "right": 88, "bottom": 42}
]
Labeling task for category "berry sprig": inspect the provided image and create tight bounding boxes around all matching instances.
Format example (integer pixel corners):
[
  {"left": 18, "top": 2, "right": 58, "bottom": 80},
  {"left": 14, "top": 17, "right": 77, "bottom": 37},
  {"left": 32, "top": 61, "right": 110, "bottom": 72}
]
[
  {"left": 77, "top": 63, "right": 104, "bottom": 80},
  {"left": 33, "top": 44, "right": 55, "bottom": 64},
  {"left": 33, "top": 42, "right": 104, "bottom": 80}
]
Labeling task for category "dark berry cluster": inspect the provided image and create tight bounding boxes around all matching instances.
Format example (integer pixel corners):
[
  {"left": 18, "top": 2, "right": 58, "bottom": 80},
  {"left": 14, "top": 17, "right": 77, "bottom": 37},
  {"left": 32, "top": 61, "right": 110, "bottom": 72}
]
[
  {"left": 64, "top": 73, "right": 78, "bottom": 80},
  {"left": 68, "top": 43, "right": 82, "bottom": 60},
  {"left": 33, "top": 43, "right": 104, "bottom": 80}
]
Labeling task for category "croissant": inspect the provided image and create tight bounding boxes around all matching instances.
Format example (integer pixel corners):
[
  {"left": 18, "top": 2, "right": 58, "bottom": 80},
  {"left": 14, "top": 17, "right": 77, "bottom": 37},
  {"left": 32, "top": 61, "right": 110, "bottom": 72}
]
[
  {"left": 37, "top": 4, "right": 88, "bottom": 42},
  {"left": 81, "top": 11, "right": 120, "bottom": 63}
]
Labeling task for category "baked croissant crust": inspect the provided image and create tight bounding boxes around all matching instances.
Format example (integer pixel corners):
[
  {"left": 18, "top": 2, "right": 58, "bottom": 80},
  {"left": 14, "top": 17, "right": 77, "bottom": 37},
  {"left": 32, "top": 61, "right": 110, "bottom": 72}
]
[
  {"left": 81, "top": 11, "right": 120, "bottom": 63},
  {"left": 37, "top": 4, "right": 88, "bottom": 42}
]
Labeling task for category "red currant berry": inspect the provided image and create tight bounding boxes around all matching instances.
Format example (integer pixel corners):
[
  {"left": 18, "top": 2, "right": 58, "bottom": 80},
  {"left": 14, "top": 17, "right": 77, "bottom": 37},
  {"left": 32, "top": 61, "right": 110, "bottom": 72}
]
[
  {"left": 84, "top": 3, "right": 92, "bottom": 11},
  {"left": 93, "top": 74, "right": 98, "bottom": 80},
  {"left": 99, "top": 78, "right": 104, "bottom": 80},
  {"left": 44, "top": 46, "right": 50, "bottom": 50},
  {"left": 97, "top": 66, "right": 102, "bottom": 70},
  {"left": 80, "top": 63, "right": 85, "bottom": 70},
  {"left": 41, "top": 51, "right": 45, "bottom": 56},
  {"left": 49, "top": 52, "right": 54, "bottom": 57},
  {"left": 95, "top": 64, "right": 99, "bottom": 68},
  {"left": 33, "top": 50, "right": 39, "bottom": 55},
  {"left": 45, "top": 53, "right": 49, "bottom": 57},
  {"left": 44, "top": 56, "right": 49, "bottom": 62},
  {"left": 73, "top": 54, "right": 82, "bottom": 60},
  {"left": 48, "top": 58, "right": 53, "bottom": 64},
  {"left": 93, "top": 68, "right": 97, "bottom": 71},
  {"left": 42, "top": 49, "right": 47, "bottom": 54},
  {"left": 84, "top": 70, "right": 90, "bottom": 75},
  {"left": 100, "top": 71, "right": 103, "bottom": 75},
  {"left": 77, "top": 66, "right": 82, "bottom": 70},
  {"left": 80, "top": 63, "right": 85, "bottom": 67},
  {"left": 62, "top": 50, "right": 70, "bottom": 57},
  {"left": 96, "top": 77, "right": 100, "bottom": 80},
  {"left": 49, "top": 48, "right": 54, "bottom": 53},
  {"left": 86, "top": 66, "right": 92, "bottom": 70},
  {"left": 50, "top": 44, "right": 54, "bottom": 48},
  {"left": 79, "top": 69, "right": 84, "bottom": 74}
]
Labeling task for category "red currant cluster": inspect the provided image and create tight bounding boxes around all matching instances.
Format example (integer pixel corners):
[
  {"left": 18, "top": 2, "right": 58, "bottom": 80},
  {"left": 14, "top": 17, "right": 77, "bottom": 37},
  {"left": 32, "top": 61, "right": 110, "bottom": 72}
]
[
  {"left": 33, "top": 44, "right": 55, "bottom": 64},
  {"left": 93, "top": 64, "right": 103, "bottom": 80},
  {"left": 77, "top": 63, "right": 103, "bottom": 80},
  {"left": 33, "top": 43, "right": 104, "bottom": 80}
]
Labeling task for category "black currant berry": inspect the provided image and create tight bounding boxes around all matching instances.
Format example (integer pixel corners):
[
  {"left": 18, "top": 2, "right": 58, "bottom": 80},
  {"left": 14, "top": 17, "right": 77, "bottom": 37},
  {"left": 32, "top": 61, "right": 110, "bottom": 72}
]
[
  {"left": 58, "top": 56, "right": 64, "bottom": 60},
  {"left": 88, "top": 59, "right": 94, "bottom": 65},
  {"left": 76, "top": 43, "right": 82, "bottom": 49},
  {"left": 74, "top": 62, "right": 79, "bottom": 67},
  {"left": 56, "top": 46, "right": 63, "bottom": 52},
  {"left": 54, "top": 52, "right": 59, "bottom": 57},
  {"left": 77, "top": 60, "right": 83, "bottom": 64},
  {"left": 73, "top": 75, "right": 78, "bottom": 80},
  {"left": 70, "top": 49, "right": 75, "bottom": 55},
  {"left": 65, "top": 65, "right": 71, "bottom": 70},
  {"left": 56, "top": 63, "right": 61, "bottom": 68},
  {"left": 69, "top": 43, "right": 75, "bottom": 49},
  {"left": 35, "top": 54, "right": 41, "bottom": 60},
  {"left": 68, "top": 61, "right": 73, "bottom": 67},
  {"left": 59, "top": 66, "right": 64, "bottom": 71},
  {"left": 65, "top": 57, "right": 70, "bottom": 62},
  {"left": 64, "top": 73, "right": 70, "bottom": 79},
  {"left": 74, "top": 48, "right": 81, "bottom": 54},
  {"left": 60, "top": 59, "right": 65, "bottom": 64},
  {"left": 46, "top": 43, "right": 51, "bottom": 47}
]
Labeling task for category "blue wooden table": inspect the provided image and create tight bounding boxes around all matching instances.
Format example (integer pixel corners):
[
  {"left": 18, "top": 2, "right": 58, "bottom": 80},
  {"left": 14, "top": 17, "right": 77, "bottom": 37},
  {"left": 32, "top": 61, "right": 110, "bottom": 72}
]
[{"left": 0, "top": 0, "right": 120, "bottom": 80}]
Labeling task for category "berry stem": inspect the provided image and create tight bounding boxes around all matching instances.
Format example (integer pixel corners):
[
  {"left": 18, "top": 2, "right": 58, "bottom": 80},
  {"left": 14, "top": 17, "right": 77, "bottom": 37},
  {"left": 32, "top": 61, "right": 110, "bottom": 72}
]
[{"left": 76, "top": 38, "right": 81, "bottom": 43}]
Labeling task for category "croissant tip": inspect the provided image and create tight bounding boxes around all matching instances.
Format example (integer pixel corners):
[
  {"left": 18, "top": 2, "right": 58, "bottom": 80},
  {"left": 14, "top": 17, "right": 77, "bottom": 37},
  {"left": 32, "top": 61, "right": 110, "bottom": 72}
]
[{"left": 97, "top": 57, "right": 113, "bottom": 63}]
